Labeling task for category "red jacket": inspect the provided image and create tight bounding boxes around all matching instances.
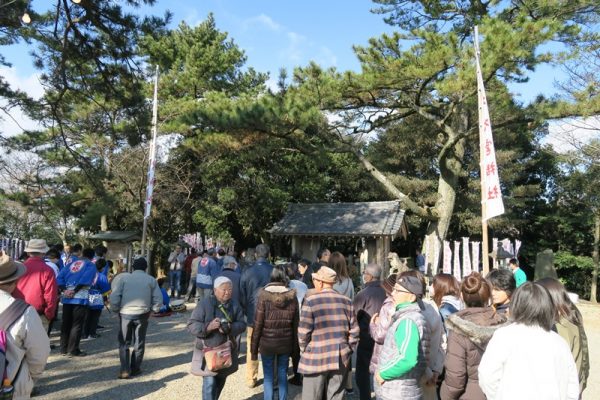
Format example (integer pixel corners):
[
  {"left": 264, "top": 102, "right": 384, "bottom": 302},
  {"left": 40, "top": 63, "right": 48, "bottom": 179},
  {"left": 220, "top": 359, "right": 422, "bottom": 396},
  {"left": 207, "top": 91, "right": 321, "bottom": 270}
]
[{"left": 14, "top": 256, "right": 59, "bottom": 320}]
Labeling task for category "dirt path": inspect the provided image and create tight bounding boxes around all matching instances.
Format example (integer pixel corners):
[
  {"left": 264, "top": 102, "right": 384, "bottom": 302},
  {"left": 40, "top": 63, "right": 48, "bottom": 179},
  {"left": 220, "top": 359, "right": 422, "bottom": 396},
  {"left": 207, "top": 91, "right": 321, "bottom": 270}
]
[
  {"left": 36, "top": 304, "right": 313, "bottom": 400},
  {"left": 580, "top": 302, "right": 599, "bottom": 400},
  {"left": 36, "top": 301, "right": 599, "bottom": 399}
]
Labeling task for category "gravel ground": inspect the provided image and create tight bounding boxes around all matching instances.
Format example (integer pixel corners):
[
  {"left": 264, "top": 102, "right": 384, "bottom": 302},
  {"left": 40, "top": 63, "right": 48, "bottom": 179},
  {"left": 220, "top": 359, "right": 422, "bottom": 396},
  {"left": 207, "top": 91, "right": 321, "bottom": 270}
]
[
  {"left": 36, "top": 303, "right": 359, "bottom": 400},
  {"left": 35, "top": 301, "right": 600, "bottom": 400},
  {"left": 580, "top": 302, "right": 599, "bottom": 400}
]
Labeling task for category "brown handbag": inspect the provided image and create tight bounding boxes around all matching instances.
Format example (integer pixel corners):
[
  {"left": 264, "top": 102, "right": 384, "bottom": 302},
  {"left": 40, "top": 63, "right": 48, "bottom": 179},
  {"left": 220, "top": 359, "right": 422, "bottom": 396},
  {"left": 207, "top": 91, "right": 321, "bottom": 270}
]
[{"left": 203, "top": 340, "right": 233, "bottom": 371}]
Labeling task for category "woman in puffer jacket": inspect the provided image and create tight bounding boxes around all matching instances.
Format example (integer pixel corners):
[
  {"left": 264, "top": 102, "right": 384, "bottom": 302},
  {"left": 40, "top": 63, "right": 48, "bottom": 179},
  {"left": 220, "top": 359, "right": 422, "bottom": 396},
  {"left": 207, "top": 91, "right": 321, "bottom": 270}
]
[
  {"left": 440, "top": 272, "right": 506, "bottom": 400},
  {"left": 251, "top": 265, "right": 298, "bottom": 400}
]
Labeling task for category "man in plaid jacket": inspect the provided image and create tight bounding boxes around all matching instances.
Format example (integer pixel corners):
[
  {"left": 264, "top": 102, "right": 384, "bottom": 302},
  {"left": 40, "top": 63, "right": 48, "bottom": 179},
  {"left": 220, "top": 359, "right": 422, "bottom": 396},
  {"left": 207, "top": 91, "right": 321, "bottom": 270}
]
[{"left": 298, "top": 266, "right": 359, "bottom": 400}]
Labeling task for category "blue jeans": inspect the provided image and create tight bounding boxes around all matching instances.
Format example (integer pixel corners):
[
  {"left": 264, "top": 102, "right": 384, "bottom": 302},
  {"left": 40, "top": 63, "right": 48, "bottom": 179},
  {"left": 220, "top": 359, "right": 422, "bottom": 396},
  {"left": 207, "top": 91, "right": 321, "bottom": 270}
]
[
  {"left": 262, "top": 353, "right": 290, "bottom": 400},
  {"left": 202, "top": 374, "right": 227, "bottom": 400},
  {"left": 169, "top": 269, "right": 181, "bottom": 296}
]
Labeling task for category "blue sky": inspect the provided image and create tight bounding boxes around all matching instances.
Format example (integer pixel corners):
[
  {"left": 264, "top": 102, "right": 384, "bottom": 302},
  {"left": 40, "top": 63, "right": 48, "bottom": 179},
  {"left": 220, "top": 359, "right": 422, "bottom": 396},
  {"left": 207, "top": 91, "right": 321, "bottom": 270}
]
[
  {"left": 0, "top": 0, "right": 568, "bottom": 137},
  {"left": 2, "top": 0, "right": 564, "bottom": 99}
]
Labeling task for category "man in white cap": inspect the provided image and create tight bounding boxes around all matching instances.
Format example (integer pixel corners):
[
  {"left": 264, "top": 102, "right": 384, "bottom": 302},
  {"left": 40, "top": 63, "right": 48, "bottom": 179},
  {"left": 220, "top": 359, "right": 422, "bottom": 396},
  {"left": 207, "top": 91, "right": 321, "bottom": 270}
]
[
  {"left": 0, "top": 252, "right": 50, "bottom": 398},
  {"left": 299, "top": 266, "right": 359, "bottom": 400},
  {"left": 13, "top": 239, "right": 58, "bottom": 332},
  {"left": 110, "top": 257, "right": 162, "bottom": 379}
]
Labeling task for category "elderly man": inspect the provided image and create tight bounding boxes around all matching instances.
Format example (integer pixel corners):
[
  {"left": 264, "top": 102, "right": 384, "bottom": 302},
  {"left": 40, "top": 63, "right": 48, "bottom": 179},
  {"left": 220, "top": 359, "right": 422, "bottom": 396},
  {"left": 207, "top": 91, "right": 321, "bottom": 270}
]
[
  {"left": 0, "top": 253, "right": 50, "bottom": 398},
  {"left": 187, "top": 276, "right": 246, "bottom": 399},
  {"left": 299, "top": 266, "right": 359, "bottom": 400},
  {"left": 240, "top": 243, "right": 274, "bottom": 388},
  {"left": 13, "top": 239, "right": 58, "bottom": 332},
  {"left": 110, "top": 257, "right": 162, "bottom": 379},
  {"left": 353, "top": 263, "right": 387, "bottom": 400}
]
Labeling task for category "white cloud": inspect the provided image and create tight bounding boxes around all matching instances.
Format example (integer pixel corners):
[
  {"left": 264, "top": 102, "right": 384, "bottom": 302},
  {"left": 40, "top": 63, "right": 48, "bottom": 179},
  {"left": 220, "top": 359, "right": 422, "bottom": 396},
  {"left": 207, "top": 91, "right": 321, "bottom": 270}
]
[
  {"left": 0, "top": 66, "right": 44, "bottom": 137},
  {"left": 265, "top": 76, "right": 280, "bottom": 93},
  {"left": 546, "top": 116, "right": 600, "bottom": 154},
  {"left": 316, "top": 46, "right": 337, "bottom": 67},
  {"left": 0, "top": 66, "right": 44, "bottom": 99},
  {"left": 242, "top": 14, "right": 281, "bottom": 31},
  {"left": 282, "top": 32, "right": 307, "bottom": 63}
]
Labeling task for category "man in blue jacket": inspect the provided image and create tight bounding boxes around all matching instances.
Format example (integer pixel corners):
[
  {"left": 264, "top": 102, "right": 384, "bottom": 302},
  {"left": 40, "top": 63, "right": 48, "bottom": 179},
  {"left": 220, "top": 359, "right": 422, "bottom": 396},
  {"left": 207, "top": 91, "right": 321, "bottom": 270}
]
[
  {"left": 240, "top": 243, "right": 273, "bottom": 388},
  {"left": 56, "top": 247, "right": 97, "bottom": 357}
]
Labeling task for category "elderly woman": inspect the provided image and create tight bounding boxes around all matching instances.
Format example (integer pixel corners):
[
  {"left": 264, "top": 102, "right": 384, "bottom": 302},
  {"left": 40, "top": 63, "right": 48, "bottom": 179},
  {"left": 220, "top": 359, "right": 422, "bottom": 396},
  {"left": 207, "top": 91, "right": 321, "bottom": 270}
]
[{"left": 188, "top": 276, "right": 246, "bottom": 400}]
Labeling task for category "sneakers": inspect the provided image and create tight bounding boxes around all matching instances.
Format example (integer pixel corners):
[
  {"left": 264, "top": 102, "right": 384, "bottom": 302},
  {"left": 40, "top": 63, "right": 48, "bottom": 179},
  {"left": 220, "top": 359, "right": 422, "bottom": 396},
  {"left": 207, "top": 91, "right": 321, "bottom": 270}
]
[
  {"left": 345, "top": 389, "right": 354, "bottom": 395},
  {"left": 69, "top": 350, "right": 87, "bottom": 358},
  {"left": 118, "top": 371, "right": 130, "bottom": 379}
]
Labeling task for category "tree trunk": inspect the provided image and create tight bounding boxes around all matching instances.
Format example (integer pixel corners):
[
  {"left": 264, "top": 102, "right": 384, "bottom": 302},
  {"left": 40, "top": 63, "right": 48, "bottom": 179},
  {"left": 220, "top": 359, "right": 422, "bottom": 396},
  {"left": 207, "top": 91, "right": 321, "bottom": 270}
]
[
  {"left": 423, "top": 170, "right": 458, "bottom": 275},
  {"left": 423, "top": 128, "right": 467, "bottom": 275},
  {"left": 590, "top": 212, "right": 599, "bottom": 303}
]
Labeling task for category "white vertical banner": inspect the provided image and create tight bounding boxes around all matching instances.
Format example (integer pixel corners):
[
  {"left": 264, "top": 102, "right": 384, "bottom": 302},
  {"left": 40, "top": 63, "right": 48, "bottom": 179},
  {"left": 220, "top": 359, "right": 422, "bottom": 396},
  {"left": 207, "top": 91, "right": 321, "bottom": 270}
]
[
  {"left": 462, "top": 237, "right": 472, "bottom": 277},
  {"left": 443, "top": 240, "right": 452, "bottom": 274},
  {"left": 474, "top": 26, "right": 505, "bottom": 221},
  {"left": 471, "top": 241, "right": 480, "bottom": 273},
  {"left": 515, "top": 239, "right": 522, "bottom": 258},
  {"left": 144, "top": 66, "right": 160, "bottom": 219},
  {"left": 453, "top": 241, "right": 461, "bottom": 281}
]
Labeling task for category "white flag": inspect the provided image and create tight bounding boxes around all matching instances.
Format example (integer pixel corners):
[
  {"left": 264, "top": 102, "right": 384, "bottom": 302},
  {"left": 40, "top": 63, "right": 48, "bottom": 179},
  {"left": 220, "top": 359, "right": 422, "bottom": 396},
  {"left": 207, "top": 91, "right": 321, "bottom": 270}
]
[
  {"left": 443, "top": 241, "right": 452, "bottom": 274},
  {"left": 474, "top": 26, "right": 504, "bottom": 220},
  {"left": 144, "top": 66, "right": 160, "bottom": 219},
  {"left": 462, "top": 237, "right": 472, "bottom": 277},
  {"left": 471, "top": 241, "right": 480, "bottom": 273},
  {"left": 453, "top": 241, "right": 461, "bottom": 281}
]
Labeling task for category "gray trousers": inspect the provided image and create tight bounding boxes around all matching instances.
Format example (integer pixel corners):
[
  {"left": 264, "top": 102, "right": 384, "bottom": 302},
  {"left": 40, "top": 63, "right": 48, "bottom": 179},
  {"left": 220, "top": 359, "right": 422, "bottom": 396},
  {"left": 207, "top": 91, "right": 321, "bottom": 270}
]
[
  {"left": 118, "top": 313, "right": 149, "bottom": 374},
  {"left": 302, "top": 364, "right": 348, "bottom": 400}
]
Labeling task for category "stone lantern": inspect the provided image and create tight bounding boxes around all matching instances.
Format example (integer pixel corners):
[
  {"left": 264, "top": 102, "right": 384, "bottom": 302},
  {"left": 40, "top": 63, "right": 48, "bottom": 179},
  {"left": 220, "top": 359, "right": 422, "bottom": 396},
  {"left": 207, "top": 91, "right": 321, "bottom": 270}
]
[{"left": 488, "top": 243, "right": 514, "bottom": 269}]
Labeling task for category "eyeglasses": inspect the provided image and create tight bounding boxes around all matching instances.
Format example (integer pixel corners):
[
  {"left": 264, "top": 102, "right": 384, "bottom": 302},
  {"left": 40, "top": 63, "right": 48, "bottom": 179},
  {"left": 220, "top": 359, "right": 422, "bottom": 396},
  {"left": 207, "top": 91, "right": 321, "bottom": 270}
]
[{"left": 392, "top": 287, "right": 411, "bottom": 294}]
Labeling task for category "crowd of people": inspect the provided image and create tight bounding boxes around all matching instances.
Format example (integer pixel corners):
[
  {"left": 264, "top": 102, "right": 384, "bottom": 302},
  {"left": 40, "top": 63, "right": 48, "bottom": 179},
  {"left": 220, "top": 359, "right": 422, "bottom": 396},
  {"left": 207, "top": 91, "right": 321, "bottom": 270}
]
[
  {"left": 0, "top": 238, "right": 162, "bottom": 397},
  {"left": 0, "top": 239, "right": 592, "bottom": 400},
  {"left": 183, "top": 245, "right": 591, "bottom": 400}
]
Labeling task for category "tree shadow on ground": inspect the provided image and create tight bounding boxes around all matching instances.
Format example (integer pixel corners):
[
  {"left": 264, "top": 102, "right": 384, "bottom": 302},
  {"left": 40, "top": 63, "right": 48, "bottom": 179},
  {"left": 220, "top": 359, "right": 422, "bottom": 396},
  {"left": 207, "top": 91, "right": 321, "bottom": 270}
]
[{"left": 37, "top": 350, "right": 190, "bottom": 399}]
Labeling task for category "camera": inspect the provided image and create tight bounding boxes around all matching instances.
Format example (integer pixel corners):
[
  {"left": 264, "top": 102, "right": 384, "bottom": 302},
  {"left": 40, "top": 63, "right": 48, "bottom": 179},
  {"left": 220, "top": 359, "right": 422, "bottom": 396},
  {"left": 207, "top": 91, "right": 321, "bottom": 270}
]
[{"left": 220, "top": 319, "right": 231, "bottom": 334}]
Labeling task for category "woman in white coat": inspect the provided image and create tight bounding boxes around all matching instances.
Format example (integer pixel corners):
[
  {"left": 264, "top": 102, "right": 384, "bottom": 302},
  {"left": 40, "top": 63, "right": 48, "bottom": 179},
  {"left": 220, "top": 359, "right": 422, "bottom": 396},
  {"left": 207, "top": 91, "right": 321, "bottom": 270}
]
[{"left": 478, "top": 282, "right": 579, "bottom": 400}]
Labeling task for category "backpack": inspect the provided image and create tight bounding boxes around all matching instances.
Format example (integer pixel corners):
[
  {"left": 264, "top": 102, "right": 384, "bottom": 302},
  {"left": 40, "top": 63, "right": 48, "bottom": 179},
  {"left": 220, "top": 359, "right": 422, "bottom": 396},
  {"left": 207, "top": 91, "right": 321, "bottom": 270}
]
[{"left": 0, "top": 299, "right": 30, "bottom": 387}]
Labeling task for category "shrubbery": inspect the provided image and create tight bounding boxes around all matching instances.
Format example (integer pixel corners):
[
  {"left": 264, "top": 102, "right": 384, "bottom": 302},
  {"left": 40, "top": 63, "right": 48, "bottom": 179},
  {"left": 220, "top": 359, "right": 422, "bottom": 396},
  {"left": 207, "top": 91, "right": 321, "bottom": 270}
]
[{"left": 554, "top": 251, "right": 597, "bottom": 301}]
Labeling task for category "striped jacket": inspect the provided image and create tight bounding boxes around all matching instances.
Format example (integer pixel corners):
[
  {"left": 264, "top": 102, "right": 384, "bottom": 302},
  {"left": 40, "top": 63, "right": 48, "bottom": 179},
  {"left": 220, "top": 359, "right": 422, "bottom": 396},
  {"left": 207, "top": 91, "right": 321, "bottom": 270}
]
[{"left": 298, "top": 288, "right": 359, "bottom": 374}]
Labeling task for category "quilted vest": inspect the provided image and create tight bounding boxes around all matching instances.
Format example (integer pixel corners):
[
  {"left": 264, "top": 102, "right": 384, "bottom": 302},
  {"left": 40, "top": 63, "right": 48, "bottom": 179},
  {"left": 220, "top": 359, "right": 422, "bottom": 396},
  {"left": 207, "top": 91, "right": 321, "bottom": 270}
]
[{"left": 375, "top": 302, "right": 430, "bottom": 400}]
